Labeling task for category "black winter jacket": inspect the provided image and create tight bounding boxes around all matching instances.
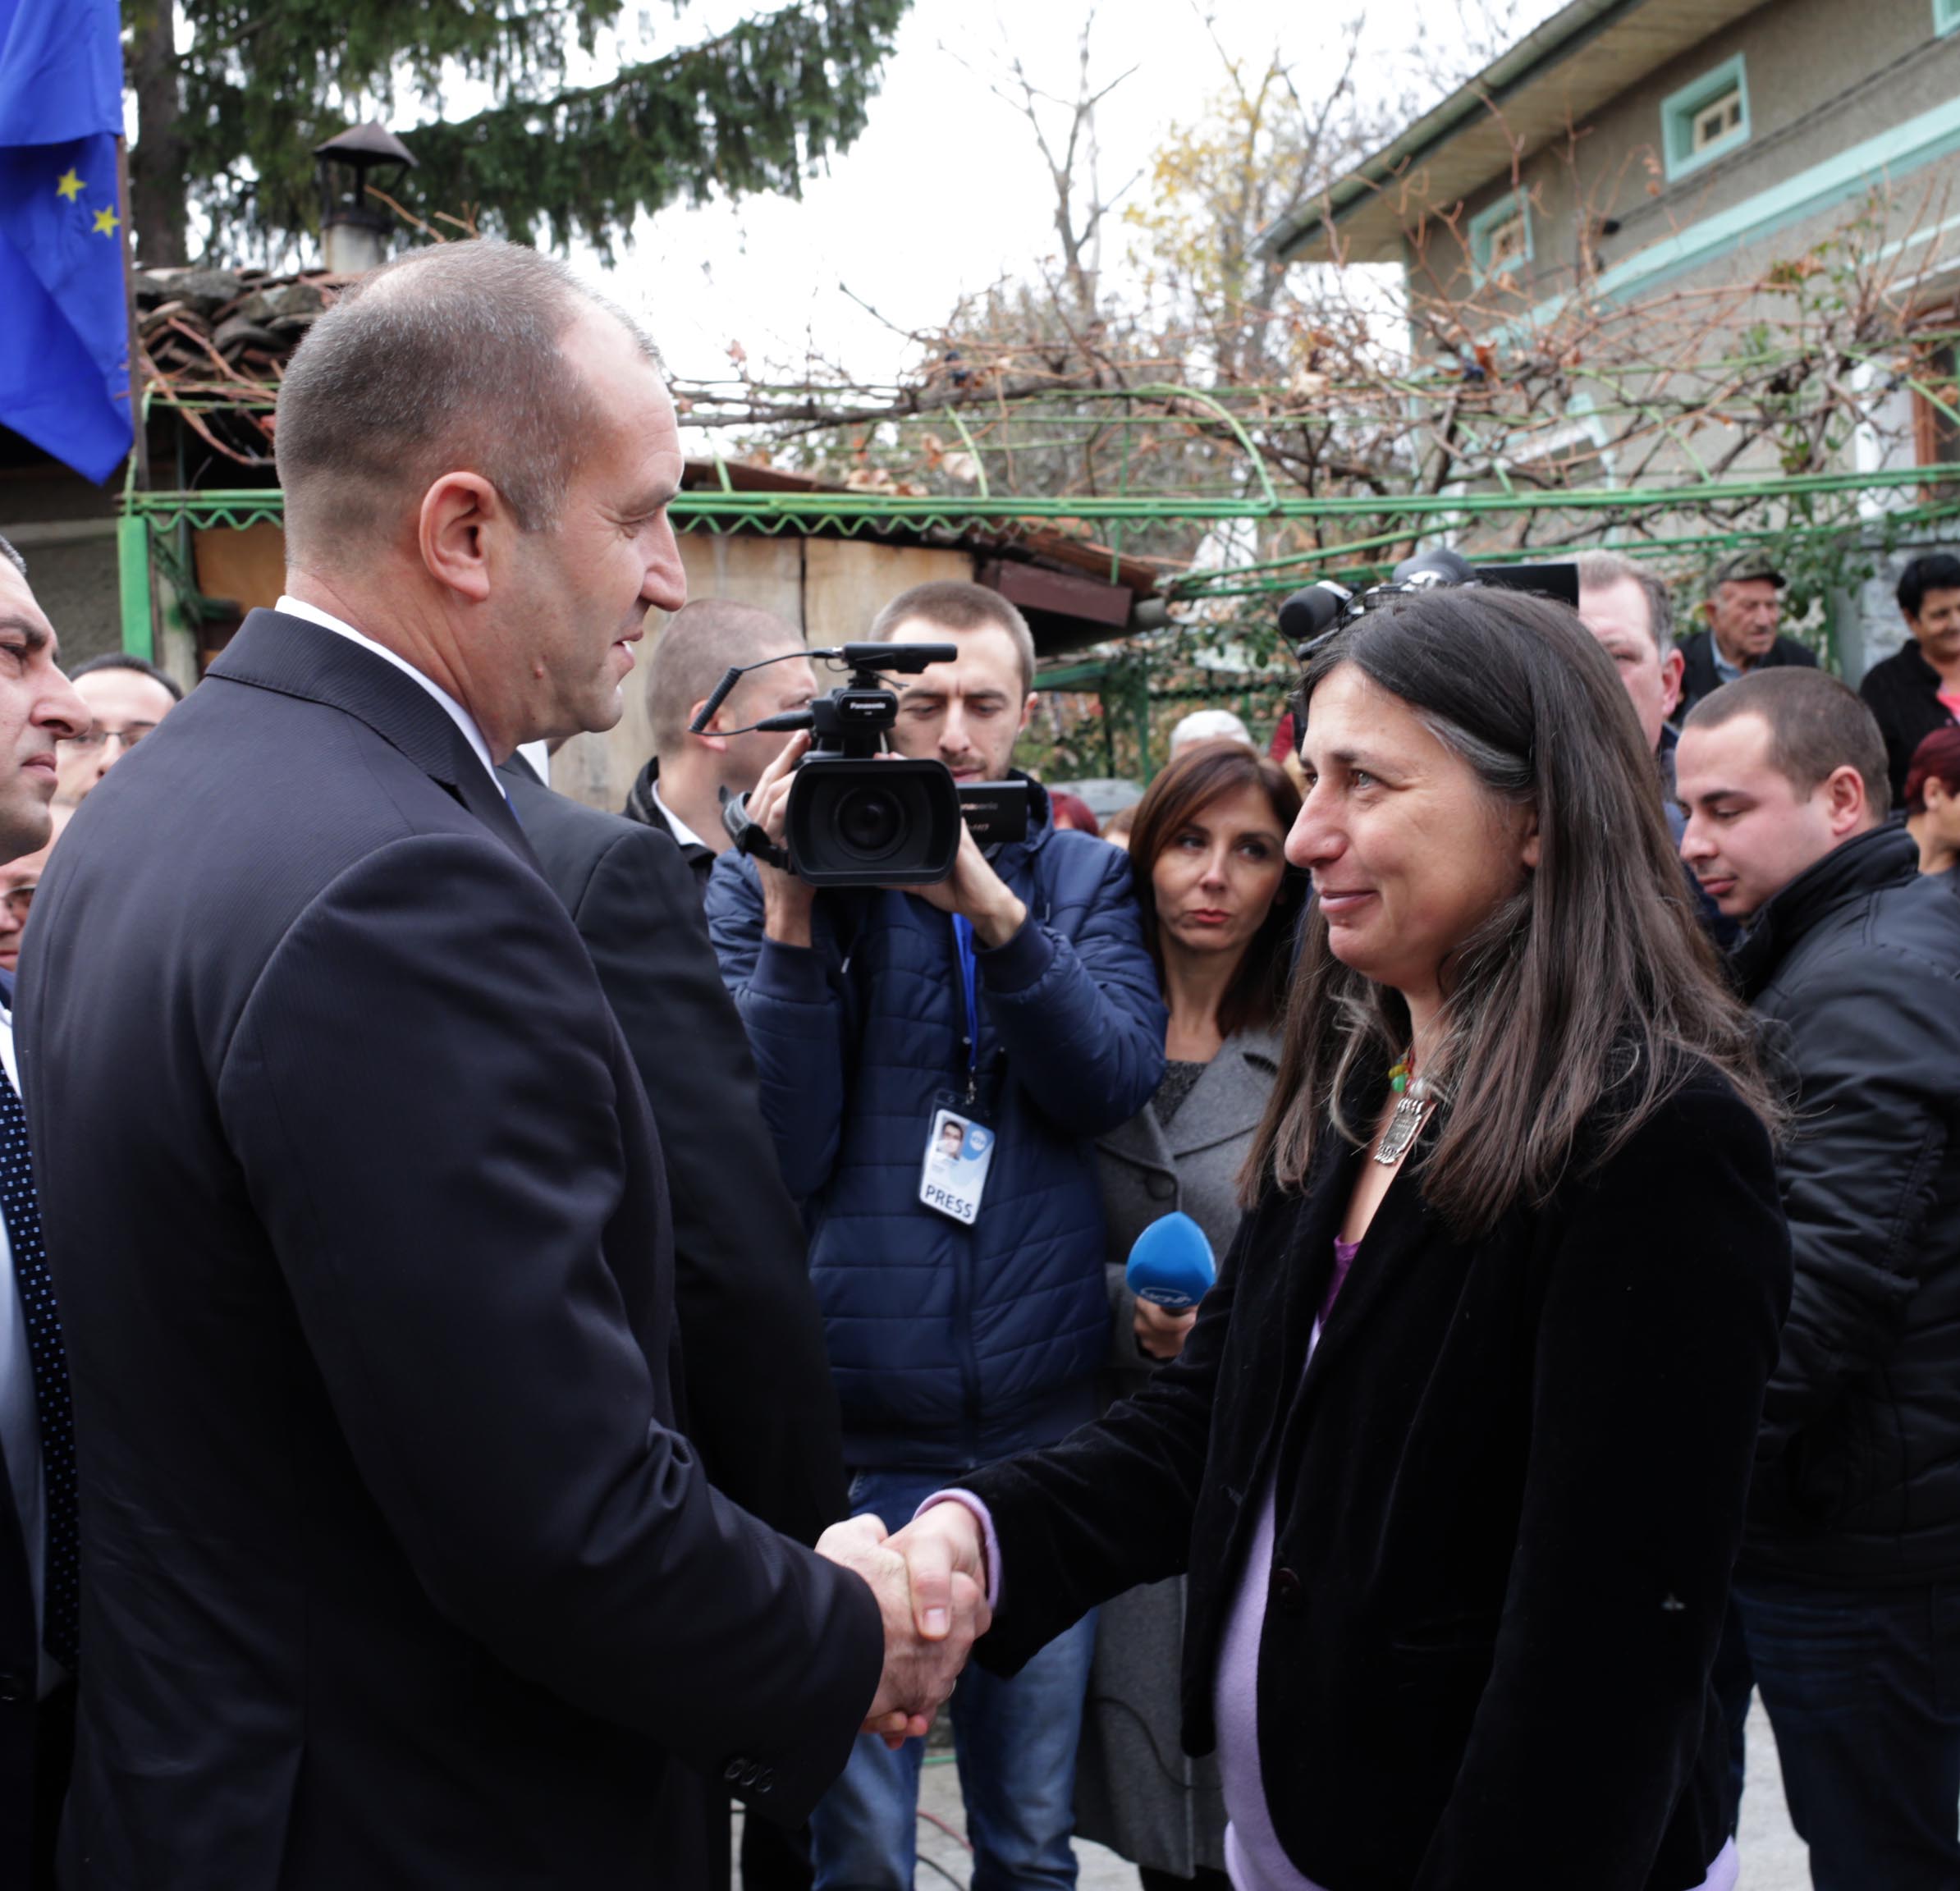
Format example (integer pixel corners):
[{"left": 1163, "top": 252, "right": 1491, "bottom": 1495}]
[
  {"left": 1858, "top": 639, "right": 1958, "bottom": 806},
  {"left": 1735, "top": 823, "right": 1960, "bottom": 1586}
]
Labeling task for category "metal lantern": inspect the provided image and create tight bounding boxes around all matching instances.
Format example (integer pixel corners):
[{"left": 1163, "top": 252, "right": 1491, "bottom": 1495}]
[{"left": 314, "top": 122, "right": 418, "bottom": 275}]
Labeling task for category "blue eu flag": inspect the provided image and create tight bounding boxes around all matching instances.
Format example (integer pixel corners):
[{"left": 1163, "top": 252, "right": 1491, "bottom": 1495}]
[{"left": 0, "top": 0, "right": 131, "bottom": 482}]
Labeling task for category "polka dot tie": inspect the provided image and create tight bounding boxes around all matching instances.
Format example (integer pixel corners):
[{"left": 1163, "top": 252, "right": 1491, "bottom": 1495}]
[{"left": 0, "top": 1062, "right": 76, "bottom": 1674}]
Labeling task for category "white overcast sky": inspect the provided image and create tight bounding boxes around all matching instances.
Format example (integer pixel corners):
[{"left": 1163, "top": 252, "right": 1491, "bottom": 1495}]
[{"left": 541, "top": 0, "right": 1565, "bottom": 388}]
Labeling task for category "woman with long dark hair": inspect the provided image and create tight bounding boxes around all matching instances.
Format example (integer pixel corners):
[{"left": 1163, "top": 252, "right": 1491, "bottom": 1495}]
[
  {"left": 894, "top": 588, "right": 1791, "bottom": 1891},
  {"left": 1075, "top": 741, "right": 1300, "bottom": 1891}
]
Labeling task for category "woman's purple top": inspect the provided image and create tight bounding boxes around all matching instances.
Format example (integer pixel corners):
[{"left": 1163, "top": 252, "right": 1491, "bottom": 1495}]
[{"left": 1209, "top": 1238, "right": 1740, "bottom": 1891}]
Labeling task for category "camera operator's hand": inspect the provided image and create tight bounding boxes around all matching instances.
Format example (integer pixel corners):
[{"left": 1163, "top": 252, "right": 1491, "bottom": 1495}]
[
  {"left": 749, "top": 731, "right": 818, "bottom": 949},
  {"left": 907, "top": 822, "right": 1028, "bottom": 948}
]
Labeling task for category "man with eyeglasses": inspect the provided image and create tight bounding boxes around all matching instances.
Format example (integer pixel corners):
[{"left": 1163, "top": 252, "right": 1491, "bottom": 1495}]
[{"left": 53, "top": 656, "right": 181, "bottom": 810}]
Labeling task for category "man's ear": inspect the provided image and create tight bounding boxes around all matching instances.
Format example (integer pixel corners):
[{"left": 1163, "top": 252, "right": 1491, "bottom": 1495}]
[
  {"left": 1822, "top": 762, "right": 1871, "bottom": 836},
  {"left": 418, "top": 472, "right": 504, "bottom": 604},
  {"left": 686, "top": 697, "right": 729, "bottom": 753},
  {"left": 1018, "top": 690, "right": 1037, "bottom": 734},
  {"left": 1659, "top": 648, "right": 1685, "bottom": 721}
]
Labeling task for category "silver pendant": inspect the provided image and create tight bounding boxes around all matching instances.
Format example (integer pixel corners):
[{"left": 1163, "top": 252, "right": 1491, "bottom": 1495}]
[{"left": 1373, "top": 1096, "right": 1430, "bottom": 1166}]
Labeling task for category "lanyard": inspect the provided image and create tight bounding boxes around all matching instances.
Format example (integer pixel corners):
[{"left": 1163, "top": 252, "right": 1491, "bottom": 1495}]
[{"left": 951, "top": 913, "right": 980, "bottom": 1106}]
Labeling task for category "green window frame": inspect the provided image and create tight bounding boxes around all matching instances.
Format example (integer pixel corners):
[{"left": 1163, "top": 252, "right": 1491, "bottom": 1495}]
[
  {"left": 1468, "top": 190, "right": 1533, "bottom": 284},
  {"left": 1938, "top": 0, "right": 1960, "bottom": 36},
  {"left": 1662, "top": 54, "right": 1751, "bottom": 181}
]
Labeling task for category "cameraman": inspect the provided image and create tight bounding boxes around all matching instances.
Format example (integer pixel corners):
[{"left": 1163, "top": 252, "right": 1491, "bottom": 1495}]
[{"left": 708, "top": 580, "right": 1165, "bottom": 1891}]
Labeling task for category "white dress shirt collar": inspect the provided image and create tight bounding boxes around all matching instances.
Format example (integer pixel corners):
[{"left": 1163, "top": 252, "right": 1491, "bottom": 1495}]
[
  {"left": 650, "top": 778, "right": 710, "bottom": 854},
  {"left": 274, "top": 594, "right": 505, "bottom": 799}
]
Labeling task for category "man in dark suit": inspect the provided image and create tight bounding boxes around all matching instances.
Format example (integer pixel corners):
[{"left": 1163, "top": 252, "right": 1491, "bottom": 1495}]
[
  {"left": 504, "top": 758, "right": 846, "bottom": 1891},
  {"left": 501, "top": 758, "right": 845, "bottom": 1544},
  {"left": 0, "top": 538, "right": 89, "bottom": 1889},
  {"left": 17, "top": 240, "right": 982, "bottom": 1889},
  {"left": 625, "top": 600, "right": 816, "bottom": 891},
  {"left": 1676, "top": 550, "right": 1817, "bottom": 717}
]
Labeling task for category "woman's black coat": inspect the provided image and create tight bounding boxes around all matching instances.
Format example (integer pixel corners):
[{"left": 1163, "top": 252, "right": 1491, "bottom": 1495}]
[{"left": 959, "top": 1067, "right": 1791, "bottom": 1891}]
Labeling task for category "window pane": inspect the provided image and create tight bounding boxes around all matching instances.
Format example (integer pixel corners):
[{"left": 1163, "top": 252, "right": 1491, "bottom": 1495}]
[{"left": 1692, "top": 88, "right": 1742, "bottom": 151}]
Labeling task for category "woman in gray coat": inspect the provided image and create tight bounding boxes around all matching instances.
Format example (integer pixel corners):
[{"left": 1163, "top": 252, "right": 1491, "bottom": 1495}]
[{"left": 1076, "top": 739, "right": 1301, "bottom": 1891}]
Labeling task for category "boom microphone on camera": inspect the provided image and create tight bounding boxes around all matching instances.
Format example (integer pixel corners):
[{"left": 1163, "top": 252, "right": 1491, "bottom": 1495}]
[{"left": 1278, "top": 549, "right": 1580, "bottom": 661}]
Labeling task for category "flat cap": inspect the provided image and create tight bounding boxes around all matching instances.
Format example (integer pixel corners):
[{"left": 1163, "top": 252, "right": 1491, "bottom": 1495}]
[{"left": 1710, "top": 549, "right": 1787, "bottom": 590}]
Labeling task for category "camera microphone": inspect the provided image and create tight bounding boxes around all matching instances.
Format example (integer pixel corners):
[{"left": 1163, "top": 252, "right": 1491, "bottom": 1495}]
[
  {"left": 1278, "top": 581, "right": 1353, "bottom": 657},
  {"left": 839, "top": 641, "right": 958, "bottom": 674},
  {"left": 1125, "top": 1212, "right": 1216, "bottom": 1310}
]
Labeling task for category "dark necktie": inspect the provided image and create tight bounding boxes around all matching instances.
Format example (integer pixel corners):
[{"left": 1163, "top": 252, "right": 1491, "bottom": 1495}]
[{"left": 0, "top": 1060, "right": 77, "bottom": 1673}]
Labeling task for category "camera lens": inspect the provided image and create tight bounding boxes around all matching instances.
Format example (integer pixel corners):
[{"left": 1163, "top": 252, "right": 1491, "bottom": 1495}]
[{"left": 836, "top": 784, "right": 908, "bottom": 859}]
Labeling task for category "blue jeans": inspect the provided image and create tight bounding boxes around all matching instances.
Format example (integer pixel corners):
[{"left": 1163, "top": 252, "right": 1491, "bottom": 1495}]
[
  {"left": 811, "top": 1467, "right": 1097, "bottom": 1891},
  {"left": 1726, "top": 1575, "right": 1960, "bottom": 1890}
]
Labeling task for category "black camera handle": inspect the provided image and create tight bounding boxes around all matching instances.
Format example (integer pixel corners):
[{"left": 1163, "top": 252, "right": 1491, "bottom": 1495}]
[{"left": 719, "top": 788, "right": 792, "bottom": 872}]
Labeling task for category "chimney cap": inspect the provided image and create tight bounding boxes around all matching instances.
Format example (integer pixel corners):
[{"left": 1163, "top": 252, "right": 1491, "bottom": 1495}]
[{"left": 313, "top": 121, "right": 418, "bottom": 169}]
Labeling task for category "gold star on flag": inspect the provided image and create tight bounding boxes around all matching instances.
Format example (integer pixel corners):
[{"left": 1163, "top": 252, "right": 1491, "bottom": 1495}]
[
  {"left": 55, "top": 168, "right": 83, "bottom": 202},
  {"left": 92, "top": 206, "right": 118, "bottom": 238}
]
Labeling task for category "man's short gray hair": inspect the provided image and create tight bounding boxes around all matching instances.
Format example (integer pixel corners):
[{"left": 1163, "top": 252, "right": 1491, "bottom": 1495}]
[
  {"left": 0, "top": 535, "right": 24, "bottom": 579},
  {"left": 645, "top": 600, "right": 807, "bottom": 753},
  {"left": 1575, "top": 549, "right": 1674, "bottom": 657},
  {"left": 275, "top": 240, "right": 662, "bottom": 560}
]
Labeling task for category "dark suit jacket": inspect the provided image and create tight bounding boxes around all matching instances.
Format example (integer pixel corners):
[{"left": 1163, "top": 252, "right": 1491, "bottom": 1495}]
[
  {"left": 1676, "top": 626, "right": 1816, "bottom": 716},
  {"left": 17, "top": 611, "right": 881, "bottom": 1889},
  {"left": 0, "top": 972, "right": 72, "bottom": 1889},
  {"left": 963, "top": 1063, "right": 1790, "bottom": 1891},
  {"left": 499, "top": 765, "right": 847, "bottom": 1545},
  {"left": 0, "top": 1422, "right": 37, "bottom": 1880}
]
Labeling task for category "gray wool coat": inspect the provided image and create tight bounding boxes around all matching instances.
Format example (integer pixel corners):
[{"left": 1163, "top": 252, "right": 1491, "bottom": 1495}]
[{"left": 1074, "top": 1026, "right": 1282, "bottom": 1878}]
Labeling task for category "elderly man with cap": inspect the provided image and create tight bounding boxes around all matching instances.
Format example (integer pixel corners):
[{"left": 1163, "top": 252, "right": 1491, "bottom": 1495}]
[{"left": 1677, "top": 550, "right": 1817, "bottom": 717}]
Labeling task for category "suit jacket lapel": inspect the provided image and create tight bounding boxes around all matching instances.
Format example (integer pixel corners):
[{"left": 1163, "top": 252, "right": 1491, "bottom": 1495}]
[
  {"left": 1097, "top": 1096, "right": 1175, "bottom": 1174},
  {"left": 1163, "top": 1034, "right": 1280, "bottom": 1161},
  {"left": 213, "top": 611, "right": 540, "bottom": 871}
]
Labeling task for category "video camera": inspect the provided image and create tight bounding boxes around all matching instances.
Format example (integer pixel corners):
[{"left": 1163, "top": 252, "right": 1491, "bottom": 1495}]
[
  {"left": 691, "top": 643, "right": 1028, "bottom": 888},
  {"left": 1278, "top": 547, "right": 1579, "bottom": 660}
]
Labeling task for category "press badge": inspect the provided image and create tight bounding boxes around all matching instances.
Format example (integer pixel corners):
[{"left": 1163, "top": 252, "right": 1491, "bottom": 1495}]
[{"left": 919, "top": 1103, "right": 995, "bottom": 1225}]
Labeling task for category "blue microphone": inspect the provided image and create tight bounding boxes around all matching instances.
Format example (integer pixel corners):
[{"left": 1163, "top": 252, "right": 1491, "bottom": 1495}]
[{"left": 1125, "top": 1212, "right": 1216, "bottom": 1311}]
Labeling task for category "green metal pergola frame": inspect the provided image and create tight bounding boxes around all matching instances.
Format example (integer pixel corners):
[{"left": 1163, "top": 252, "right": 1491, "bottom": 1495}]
[{"left": 118, "top": 456, "right": 1960, "bottom": 651}]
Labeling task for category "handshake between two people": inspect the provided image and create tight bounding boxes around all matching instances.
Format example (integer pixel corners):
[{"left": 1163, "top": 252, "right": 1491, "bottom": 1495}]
[{"left": 815, "top": 1502, "right": 991, "bottom": 1747}]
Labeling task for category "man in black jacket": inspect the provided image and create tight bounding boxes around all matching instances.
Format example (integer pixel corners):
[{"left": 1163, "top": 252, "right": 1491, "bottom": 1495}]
[
  {"left": 1675, "top": 551, "right": 1816, "bottom": 718},
  {"left": 625, "top": 601, "right": 816, "bottom": 891},
  {"left": 0, "top": 538, "right": 89, "bottom": 1889},
  {"left": 17, "top": 240, "right": 982, "bottom": 1889},
  {"left": 1678, "top": 669, "right": 1960, "bottom": 1885},
  {"left": 500, "top": 761, "right": 845, "bottom": 1545},
  {"left": 1859, "top": 551, "right": 1960, "bottom": 804},
  {"left": 500, "top": 760, "right": 847, "bottom": 1891}
]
